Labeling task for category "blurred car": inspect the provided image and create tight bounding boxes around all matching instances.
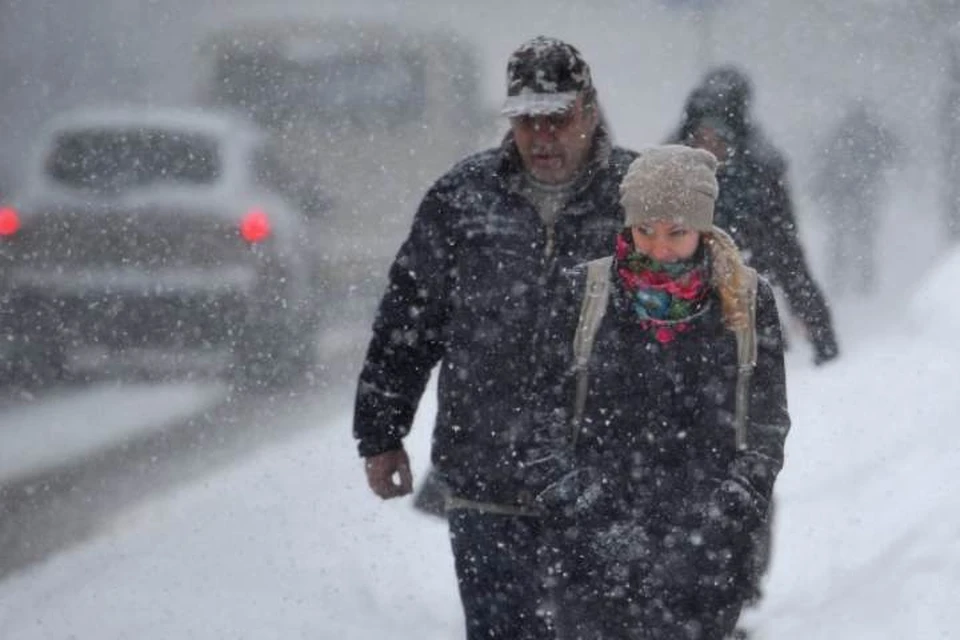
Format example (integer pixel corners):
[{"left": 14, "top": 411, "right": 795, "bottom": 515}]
[
  {"left": 193, "top": 19, "right": 499, "bottom": 304},
  {"left": 0, "top": 107, "right": 320, "bottom": 386}
]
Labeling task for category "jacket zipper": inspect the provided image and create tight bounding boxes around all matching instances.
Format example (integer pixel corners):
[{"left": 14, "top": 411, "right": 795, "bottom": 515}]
[
  {"left": 527, "top": 219, "right": 559, "bottom": 386},
  {"left": 543, "top": 222, "right": 556, "bottom": 259}
]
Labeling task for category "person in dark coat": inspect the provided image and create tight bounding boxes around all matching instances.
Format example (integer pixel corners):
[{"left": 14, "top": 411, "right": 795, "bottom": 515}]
[
  {"left": 813, "top": 100, "right": 901, "bottom": 295},
  {"left": 524, "top": 146, "right": 791, "bottom": 639},
  {"left": 670, "top": 65, "right": 840, "bottom": 365},
  {"left": 353, "top": 36, "right": 637, "bottom": 640}
]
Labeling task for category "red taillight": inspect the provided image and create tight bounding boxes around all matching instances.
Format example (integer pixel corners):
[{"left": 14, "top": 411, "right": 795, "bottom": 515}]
[
  {"left": 239, "top": 208, "right": 271, "bottom": 243},
  {"left": 0, "top": 206, "right": 20, "bottom": 237}
]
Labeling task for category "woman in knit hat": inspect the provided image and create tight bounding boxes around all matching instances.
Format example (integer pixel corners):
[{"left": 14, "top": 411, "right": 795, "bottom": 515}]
[{"left": 523, "top": 145, "right": 791, "bottom": 639}]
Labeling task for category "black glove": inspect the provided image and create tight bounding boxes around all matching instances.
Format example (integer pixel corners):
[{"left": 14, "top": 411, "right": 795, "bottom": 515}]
[
  {"left": 652, "top": 481, "right": 763, "bottom": 587},
  {"left": 533, "top": 465, "right": 604, "bottom": 516},
  {"left": 705, "top": 479, "right": 765, "bottom": 536},
  {"left": 810, "top": 325, "right": 840, "bottom": 365}
]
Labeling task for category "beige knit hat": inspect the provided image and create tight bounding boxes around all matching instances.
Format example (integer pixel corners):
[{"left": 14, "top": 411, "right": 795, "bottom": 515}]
[{"left": 620, "top": 145, "right": 719, "bottom": 231}]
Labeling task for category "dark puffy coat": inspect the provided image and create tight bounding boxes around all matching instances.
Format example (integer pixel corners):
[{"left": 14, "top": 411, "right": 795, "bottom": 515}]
[
  {"left": 353, "top": 125, "right": 637, "bottom": 506},
  {"left": 670, "top": 73, "right": 839, "bottom": 363},
  {"left": 529, "top": 255, "right": 790, "bottom": 638},
  {"left": 713, "top": 154, "right": 838, "bottom": 361}
]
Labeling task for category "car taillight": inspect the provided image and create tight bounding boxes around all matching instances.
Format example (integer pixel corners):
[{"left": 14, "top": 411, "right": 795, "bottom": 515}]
[
  {"left": 239, "top": 208, "right": 271, "bottom": 243},
  {"left": 0, "top": 206, "right": 20, "bottom": 237}
]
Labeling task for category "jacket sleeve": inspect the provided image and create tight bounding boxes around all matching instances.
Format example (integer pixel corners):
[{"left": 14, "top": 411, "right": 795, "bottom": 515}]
[
  {"left": 352, "top": 185, "right": 455, "bottom": 457},
  {"left": 752, "top": 169, "right": 839, "bottom": 360}
]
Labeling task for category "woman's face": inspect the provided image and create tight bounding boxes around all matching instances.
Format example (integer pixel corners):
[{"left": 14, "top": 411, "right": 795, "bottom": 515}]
[{"left": 630, "top": 221, "right": 701, "bottom": 262}]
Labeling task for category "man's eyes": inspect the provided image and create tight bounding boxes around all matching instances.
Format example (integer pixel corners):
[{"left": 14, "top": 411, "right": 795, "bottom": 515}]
[
  {"left": 514, "top": 111, "right": 574, "bottom": 130},
  {"left": 546, "top": 112, "right": 574, "bottom": 128}
]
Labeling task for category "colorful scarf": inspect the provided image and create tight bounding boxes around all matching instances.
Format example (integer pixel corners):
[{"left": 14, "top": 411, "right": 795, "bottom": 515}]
[{"left": 615, "top": 231, "right": 712, "bottom": 344}]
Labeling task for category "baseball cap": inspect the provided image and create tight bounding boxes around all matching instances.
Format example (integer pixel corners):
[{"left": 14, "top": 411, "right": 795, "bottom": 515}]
[{"left": 501, "top": 36, "right": 593, "bottom": 117}]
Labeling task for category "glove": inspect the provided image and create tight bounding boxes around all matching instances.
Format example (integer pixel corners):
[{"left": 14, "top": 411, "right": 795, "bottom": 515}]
[
  {"left": 810, "top": 325, "right": 840, "bottom": 365},
  {"left": 533, "top": 465, "right": 604, "bottom": 517},
  {"left": 364, "top": 448, "right": 413, "bottom": 499},
  {"left": 813, "top": 341, "right": 839, "bottom": 365},
  {"left": 651, "top": 481, "right": 763, "bottom": 591},
  {"left": 702, "top": 480, "right": 765, "bottom": 543}
]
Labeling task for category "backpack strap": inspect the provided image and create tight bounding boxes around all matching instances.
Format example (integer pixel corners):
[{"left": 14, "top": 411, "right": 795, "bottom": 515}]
[
  {"left": 572, "top": 256, "right": 613, "bottom": 439},
  {"left": 732, "top": 267, "right": 759, "bottom": 450}
]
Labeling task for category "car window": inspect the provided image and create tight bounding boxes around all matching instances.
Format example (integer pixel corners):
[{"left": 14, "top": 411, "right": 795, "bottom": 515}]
[
  {"left": 211, "top": 48, "right": 426, "bottom": 128},
  {"left": 46, "top": 128, "right": 222, "bottom": 193}
]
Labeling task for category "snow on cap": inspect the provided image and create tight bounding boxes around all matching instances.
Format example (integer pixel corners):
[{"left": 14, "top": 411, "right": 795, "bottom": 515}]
[{"left": 501, "top": 36, "right": 593, "bottom": 117}]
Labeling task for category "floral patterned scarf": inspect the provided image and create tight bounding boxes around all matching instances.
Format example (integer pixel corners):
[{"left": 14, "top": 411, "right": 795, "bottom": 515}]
[{"left": 615, "top": 230, "right": 712, "bottom": 344}]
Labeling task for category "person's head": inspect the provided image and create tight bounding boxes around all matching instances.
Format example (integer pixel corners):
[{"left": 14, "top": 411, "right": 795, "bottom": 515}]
[
  {"left": 501, "top": 36, "right": 600, "bottom": 184},
  {"left": 699, "top": 65, "right": 753, "bottom": 117},
  {"left": 688, "top": 116, "right": 736, "bottom": 161},
  {"left": 678, "top": 65, "right": 753, "bottom": 146},
  {"left": 619, "top": 145, "right": 719, "bottom": 262}
]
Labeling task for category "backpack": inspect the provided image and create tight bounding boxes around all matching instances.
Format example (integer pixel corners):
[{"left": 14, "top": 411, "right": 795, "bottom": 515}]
[{"left": 571, "top": 254, "right": 759, "bottom": 450}]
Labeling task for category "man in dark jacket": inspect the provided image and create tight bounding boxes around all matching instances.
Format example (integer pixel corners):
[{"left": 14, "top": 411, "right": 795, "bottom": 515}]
[
  {"left": 671, "top": 65, "right": 840, "bottom": 365},
  {"left": 353, "top": 36, "right": 637, "bottom": 640}
]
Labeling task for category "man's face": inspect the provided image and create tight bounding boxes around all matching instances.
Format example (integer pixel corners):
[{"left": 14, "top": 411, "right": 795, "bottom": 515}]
[{"left": 509, "top": 94, "right": 599, "bottom": 185}]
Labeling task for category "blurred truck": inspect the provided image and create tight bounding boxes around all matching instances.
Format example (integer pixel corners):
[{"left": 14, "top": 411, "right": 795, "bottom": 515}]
[{"left": 193, "top": 20, "right": 498, "bottom": 314}]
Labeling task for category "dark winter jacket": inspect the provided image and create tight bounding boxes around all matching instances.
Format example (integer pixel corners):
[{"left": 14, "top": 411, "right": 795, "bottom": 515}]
[
  {"left": 530, "top": 243, "right": 790, "bottom": 636},
  {"left": 669, "top": 85, "right": 839, "bottom": 363},
  {"left": 714, "top": 153, "right": 838, "bottom": 361},
  {"left": 353, "top": 124, "right": 637, "bottom": 506}
]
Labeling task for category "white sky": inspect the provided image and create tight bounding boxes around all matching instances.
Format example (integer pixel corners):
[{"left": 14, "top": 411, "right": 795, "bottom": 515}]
[{"left": 0, "top": 2, "right": 958, "bottom": 637}]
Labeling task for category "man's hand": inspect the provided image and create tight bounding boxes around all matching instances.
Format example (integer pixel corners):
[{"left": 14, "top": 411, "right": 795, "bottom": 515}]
[{"left": 364, "top": 449, "right": 414, "bottom": 499}]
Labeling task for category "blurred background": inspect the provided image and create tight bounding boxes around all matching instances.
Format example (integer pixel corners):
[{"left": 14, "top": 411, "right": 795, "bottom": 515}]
[
  {"left": 1, "top": 0, "right": 957, "bottom": 184},
  {"left": 2, "top": 0, "right": 958, "bottom": 302}
]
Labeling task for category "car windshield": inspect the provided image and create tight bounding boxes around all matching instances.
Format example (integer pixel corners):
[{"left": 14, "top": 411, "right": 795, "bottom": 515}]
[
  {"left": 46, "top": 128, "right": 221, "bottom": 193},
  {"left": 212, "top": 49, "right": 424, "bottom": 127}
]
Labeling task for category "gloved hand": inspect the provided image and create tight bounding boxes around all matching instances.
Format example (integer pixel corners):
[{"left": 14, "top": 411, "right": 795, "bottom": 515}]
[
  {"left": 810, "top": 326, "right": 840, "bottom": 366},
  {"left": 533, "top": 465, "right": 603, "bottom": 516},
  {"left": 813, "top": 341, "right": 839, "bottom": 365},
  {"left": 650, "top": 481, "right": 763, "bottom": 594},
  {"left": 364, "top": 448, "right": 413, "bottom": 499},
  {"left": 703, "top": 479, "right": 765, "bottom": 542}
]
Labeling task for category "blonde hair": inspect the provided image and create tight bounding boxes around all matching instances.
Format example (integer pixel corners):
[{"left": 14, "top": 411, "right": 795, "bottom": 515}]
[{"left": 704, "top": 226, "right": 753, "bottom": 332}]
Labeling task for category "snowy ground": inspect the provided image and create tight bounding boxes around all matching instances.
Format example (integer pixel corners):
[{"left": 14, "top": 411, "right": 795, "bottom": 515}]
[
  {"left": 0, "top": 239, "right": 958, "bottom": 638},
  {"left": 0, "top": 381, "right": 228, "bottom": 484}
]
